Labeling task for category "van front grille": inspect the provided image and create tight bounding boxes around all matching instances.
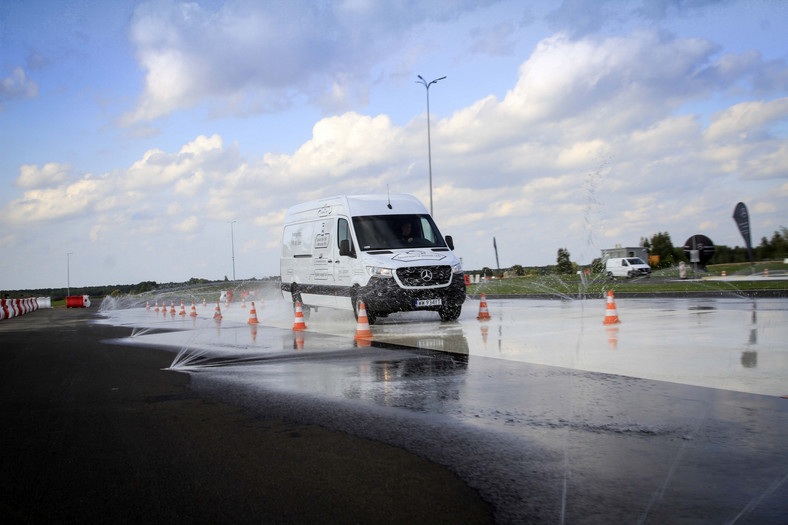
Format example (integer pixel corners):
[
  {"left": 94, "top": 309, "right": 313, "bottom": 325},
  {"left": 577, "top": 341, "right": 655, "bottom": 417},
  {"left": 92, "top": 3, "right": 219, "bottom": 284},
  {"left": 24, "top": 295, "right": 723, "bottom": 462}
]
[{"left": 396, "top": 266, "right": 452, "bottom": 287}]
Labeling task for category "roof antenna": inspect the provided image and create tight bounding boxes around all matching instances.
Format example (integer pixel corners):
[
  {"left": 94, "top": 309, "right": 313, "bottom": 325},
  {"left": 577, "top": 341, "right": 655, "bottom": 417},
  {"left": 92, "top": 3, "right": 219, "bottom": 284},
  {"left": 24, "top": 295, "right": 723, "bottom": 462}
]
[{"left": 387, "top": 184, "right": 392, "bottom": 209}]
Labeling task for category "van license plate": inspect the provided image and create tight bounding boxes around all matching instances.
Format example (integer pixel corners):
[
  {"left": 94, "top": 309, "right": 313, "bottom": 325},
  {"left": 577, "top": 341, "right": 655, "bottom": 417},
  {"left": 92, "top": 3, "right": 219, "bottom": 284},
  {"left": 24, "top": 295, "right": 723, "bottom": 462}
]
[{"left": 415, "top": 298, "right": 442, "bottom": 307}]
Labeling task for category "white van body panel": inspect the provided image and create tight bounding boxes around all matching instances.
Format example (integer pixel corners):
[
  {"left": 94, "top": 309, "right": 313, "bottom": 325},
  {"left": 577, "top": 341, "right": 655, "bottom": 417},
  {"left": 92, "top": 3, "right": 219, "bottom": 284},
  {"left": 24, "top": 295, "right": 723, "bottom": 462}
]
[
  {"left": 605, "top": 257, "right": 651, "bottom": 279},
  {"left": 280, "top": 194, "right": 465, "bottom": 322}
]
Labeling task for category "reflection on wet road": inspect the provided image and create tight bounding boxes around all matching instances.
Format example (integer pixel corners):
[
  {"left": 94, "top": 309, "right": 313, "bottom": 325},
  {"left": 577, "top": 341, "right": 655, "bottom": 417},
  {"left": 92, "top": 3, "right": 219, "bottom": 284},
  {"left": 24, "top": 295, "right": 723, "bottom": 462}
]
[{"left": 101, "top": 296, "right": 788, "bottom": 523}]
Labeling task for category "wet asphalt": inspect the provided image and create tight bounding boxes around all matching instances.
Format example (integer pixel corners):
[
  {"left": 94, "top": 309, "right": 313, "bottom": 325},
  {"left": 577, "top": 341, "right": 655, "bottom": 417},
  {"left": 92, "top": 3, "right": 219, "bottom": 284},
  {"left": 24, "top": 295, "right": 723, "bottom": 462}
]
[
  {"left": 98, "top": 294, "right": 788, "bottom": 523},
  {"left": 0, "top": 306, "right": 492, "bottom": 524},
  {"left": 4, "top": 297, "right": 788, "bottom": 523}
]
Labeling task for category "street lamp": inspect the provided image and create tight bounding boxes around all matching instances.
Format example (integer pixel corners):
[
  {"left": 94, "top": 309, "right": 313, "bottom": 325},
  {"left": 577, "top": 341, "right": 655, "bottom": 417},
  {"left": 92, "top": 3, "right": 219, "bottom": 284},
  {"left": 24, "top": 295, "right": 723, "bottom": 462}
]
[
  {"left": 228, "top": 221, "right": 237, "bottom": 281},
  {"left": 416, "top": 74, "right": 446, "bottom": 216},
  {"left": 66, "top": 252, "right": 73, "bottom": 296}
]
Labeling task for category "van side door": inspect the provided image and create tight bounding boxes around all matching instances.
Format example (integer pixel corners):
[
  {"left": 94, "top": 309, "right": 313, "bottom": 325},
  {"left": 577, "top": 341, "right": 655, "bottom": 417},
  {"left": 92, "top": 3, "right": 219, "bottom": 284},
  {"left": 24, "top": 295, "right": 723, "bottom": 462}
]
[
  {"left": 333, "top": 217, "right": 356, "bottom": 306},
  {"left": 312, "top": 219, "right": 335, "bottom": 286}
]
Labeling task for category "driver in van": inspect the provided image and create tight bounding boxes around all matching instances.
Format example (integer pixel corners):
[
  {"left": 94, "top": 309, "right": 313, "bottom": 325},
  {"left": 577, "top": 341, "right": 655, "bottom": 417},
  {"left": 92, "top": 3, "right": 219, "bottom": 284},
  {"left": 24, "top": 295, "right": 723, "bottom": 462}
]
[{"left": 400, "top": 222, "right": 415, "bottom": 243}]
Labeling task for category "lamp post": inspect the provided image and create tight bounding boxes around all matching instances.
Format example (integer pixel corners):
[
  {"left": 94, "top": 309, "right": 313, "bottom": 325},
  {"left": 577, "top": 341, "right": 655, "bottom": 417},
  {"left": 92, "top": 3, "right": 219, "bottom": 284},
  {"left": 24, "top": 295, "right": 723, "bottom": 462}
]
[
  {"left": 228, "top": 221, "right": 237, "bottom": 281},
  {"left": 416, "top": 74, "right": 446, "bottom": 216},
  {"left": 66, "top": 252, "right": 73, "bottom": 297}
]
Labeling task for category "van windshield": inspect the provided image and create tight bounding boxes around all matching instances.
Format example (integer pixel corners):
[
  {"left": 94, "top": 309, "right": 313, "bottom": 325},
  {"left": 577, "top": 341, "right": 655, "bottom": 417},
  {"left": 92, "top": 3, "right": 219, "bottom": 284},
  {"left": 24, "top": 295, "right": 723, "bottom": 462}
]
[
  {"left": 627, "top": 258, "right": 646, "bottom": 265},
  {"left": 352, "top": 214, "right": 445, "bottom": 250}
]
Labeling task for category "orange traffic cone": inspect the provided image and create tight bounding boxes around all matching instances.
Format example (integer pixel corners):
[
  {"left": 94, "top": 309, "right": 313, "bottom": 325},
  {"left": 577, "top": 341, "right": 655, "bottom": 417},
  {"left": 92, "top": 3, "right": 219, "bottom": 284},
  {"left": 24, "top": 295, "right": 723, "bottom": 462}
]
[
  {"left": 213, "top": 301, "right": 223, "bottom": 320},
  {"left": 189, "top": 302, "right": 198, "bottom": 317},
  {"left": 170, "top": 301, "right": 176, "bottom": 315},
  {"left": 146, "top": 301, "right": 150, "bottom": 311},
  {"left": 477, "top": 293, "right": 491, "bottom": 321},
  {"left": 241, "top": 298, "right": 247, "bottom": 309},
  {"left": 202, "top": 298, "right": 207, "bottom": 307},
  {"left": 722, "top": 270, "right": 727, "bottom": 277},
  {"left": 179, "top": 301, "right": 186, "bottom": 316},
  {"left": 765, "top": 268, "right": 769, "bottom": 277},
  {"left": 603, "top": 290, "right": 620, "bottom": 325},
  {"left": 248, "top": 302, "right": 259, "bottom": 324},
  {"left": 354, "top": 301, "right": 373, "bottom": 342},
  {"left": 154, "top": 300, "right": 159, "bottom": 312},
  {"left": 292, "top": 302, "right": 307, "bottom": 331}
]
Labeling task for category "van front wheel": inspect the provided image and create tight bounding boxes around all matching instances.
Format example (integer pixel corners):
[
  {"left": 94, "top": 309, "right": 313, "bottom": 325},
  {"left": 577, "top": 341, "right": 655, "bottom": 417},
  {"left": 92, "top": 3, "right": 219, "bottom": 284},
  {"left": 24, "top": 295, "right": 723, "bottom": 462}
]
[{"left": 439, "top": 303, "right": 462, "bottom": 322}]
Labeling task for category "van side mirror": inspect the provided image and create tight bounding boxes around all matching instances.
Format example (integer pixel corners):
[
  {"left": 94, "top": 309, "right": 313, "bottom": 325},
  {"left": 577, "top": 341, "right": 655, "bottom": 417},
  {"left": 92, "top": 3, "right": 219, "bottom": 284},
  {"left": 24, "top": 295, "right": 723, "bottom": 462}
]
[
  {"left": 339, "top": 239, "right": 355, "bottom": 258},
  {"left": 445, "top": 235, "right": 454, "bottom": 251}
]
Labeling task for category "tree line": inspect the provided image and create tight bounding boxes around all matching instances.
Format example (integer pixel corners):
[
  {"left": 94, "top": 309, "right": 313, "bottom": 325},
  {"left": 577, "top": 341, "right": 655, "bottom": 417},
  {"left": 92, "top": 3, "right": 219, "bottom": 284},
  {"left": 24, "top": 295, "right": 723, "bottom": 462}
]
[
  {"left": 640, "top": 227, "right": 787, "bottom": 268},
  {"left": 478, "top": 226, "right": 787, "bottom": 277}
]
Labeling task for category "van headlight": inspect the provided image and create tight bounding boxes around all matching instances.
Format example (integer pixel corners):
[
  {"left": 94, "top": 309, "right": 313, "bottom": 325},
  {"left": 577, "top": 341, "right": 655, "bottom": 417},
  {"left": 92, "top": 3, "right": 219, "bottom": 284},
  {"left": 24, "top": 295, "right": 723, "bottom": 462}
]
[
  {"left": 452, "top": 263, "right": 462, "bottom": 274},
  {"left": 366, "top": 266, "right": 393, "bottom": 277}
]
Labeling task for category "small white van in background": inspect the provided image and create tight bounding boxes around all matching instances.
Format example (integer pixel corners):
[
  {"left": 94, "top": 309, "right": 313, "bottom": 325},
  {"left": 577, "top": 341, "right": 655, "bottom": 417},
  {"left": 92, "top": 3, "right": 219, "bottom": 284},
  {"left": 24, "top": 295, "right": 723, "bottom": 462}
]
[
  {"left": 280, "top": 194, "right": 466, "bottom": 324},
  {"left": 605, "top": 257, "right": 651, "bottom": 279}
]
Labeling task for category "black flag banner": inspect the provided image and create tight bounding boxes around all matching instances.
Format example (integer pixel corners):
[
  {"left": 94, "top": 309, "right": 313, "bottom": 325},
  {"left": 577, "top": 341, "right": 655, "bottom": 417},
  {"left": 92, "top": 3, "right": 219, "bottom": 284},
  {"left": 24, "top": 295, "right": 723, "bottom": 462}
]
[{"left": 732, "top": 202, "right": 754, "bottom": 263}]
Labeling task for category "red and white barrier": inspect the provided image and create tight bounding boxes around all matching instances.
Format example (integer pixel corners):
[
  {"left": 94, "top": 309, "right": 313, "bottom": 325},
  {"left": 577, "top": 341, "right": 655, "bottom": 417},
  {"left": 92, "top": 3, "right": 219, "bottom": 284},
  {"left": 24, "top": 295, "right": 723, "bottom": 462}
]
[
  {"left": 36, "top": 297, "right": 52, "bottom": 308},
  {"left": 0, "top": 297, "right": 46, "bottom": 321},
  {"left": 66, "top": 295, "right": 91, "bottom": 308}
]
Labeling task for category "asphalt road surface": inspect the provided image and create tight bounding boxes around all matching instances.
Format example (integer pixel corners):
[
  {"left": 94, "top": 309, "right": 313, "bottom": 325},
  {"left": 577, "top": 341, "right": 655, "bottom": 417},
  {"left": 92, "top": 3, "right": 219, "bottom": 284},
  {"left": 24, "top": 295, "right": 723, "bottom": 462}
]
[{"left": 0, "top": 306, "right": 492, "bottom": 524}]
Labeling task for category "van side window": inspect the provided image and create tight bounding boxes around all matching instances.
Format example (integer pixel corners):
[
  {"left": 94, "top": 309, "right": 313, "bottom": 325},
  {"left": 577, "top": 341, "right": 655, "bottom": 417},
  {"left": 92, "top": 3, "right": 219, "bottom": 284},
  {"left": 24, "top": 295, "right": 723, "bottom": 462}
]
[
  {"left": 419, "top": 217, "right": 436, "bottom": 243},
  {"left": 338, "top": 218, "right": 355, "bottom": 256}
]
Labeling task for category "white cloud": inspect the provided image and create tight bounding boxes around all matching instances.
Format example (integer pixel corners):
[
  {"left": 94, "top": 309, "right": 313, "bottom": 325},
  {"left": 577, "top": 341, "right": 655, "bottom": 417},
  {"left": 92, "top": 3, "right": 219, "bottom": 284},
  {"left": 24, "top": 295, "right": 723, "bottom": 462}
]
[
  {"left": 0, "top": 66, "right": 38, "bottom": 109},
  {"left": 121, "top": 134, "right": 226, "bottom": 190},
  {"left": 501, "top": 31, "right": 721, "bottom": 135},
  {"left": 1, "top": 177, "right": 112, "bottom": 224},
  {"left": 167, "top": 202, "right": 183, "bottom": 216},
  {"left": 286, "top": 113, "right": 409, "bottom": 179},
  {"left": 704, "top": 98, "right": 788, "bottom": 143},
  {"left": 174, "top": 215, "right": 199, "bottom": 233},
  {"left": 15, "top": 163, "right": 71, "bottom": 189},
  {"left": 252, "top": 211, "right": 285, "bottom": 228},
  {"left": 173, "top": 171, "right": 205, "bottom": 196},
  {"left": 742, "top": 143, "right": 788, "bottom": 180},
  {"left": 120, "top": 0, "right": 498, "bottom": 125}
]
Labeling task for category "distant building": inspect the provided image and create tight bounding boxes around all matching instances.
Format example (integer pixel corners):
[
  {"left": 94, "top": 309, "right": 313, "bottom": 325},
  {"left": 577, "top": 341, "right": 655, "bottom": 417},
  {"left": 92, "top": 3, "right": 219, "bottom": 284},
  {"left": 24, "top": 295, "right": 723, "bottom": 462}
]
[{"left": 601, "top": 246, "right": 649, "bottom": 261}]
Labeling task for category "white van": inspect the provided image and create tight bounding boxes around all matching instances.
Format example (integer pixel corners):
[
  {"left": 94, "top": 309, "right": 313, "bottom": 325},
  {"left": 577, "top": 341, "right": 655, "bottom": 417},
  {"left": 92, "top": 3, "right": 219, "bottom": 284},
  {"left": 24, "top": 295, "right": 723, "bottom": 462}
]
[
  {"left": 280, "top": 194, "right": 466, "bottom": 324},
  {"left": 605, "top": 257, "right": 651, "bottom": 279}
]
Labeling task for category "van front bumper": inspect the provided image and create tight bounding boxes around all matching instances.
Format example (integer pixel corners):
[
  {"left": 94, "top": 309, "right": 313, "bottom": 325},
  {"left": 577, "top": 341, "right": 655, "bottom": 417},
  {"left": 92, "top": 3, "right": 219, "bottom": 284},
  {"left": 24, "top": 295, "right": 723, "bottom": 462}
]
[{"left": 360, "top": 275, "right": 466, "bottom": 314}]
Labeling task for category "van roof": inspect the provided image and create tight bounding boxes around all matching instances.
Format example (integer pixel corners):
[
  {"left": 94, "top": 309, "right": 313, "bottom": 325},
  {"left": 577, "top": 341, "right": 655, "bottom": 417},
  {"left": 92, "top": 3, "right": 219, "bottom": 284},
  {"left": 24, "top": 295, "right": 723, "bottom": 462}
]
[{"left": 284, "top": 194, "right": 429, "bottom": 221}]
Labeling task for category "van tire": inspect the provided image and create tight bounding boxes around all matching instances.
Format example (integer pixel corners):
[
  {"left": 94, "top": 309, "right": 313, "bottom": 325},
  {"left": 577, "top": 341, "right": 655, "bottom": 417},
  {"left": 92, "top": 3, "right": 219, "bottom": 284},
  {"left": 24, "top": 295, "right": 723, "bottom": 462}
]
[
  {"left": 607, "top": 272, "right": 615, "bottom": 280},
  {"left": 439, "top": 303, "right": 462, "bottom": 322}
]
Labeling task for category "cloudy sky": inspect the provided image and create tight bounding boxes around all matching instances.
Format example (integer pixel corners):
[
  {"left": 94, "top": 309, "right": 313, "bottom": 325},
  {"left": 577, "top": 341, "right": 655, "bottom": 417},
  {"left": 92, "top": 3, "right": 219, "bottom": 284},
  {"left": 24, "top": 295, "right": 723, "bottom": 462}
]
[{"left": 1, "top": 0, "right": 787, "bottom": 290}]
